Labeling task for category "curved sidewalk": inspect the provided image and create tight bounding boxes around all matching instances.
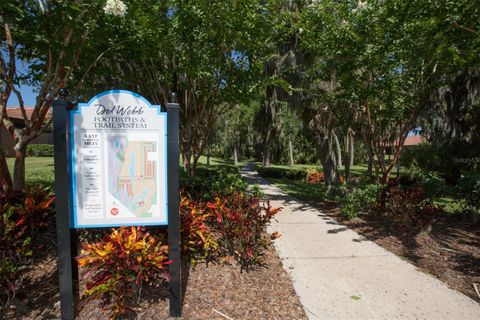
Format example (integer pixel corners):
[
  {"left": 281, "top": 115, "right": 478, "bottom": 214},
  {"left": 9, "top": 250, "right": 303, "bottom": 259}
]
[{"left": 241, "top": 165, "right": 480, "bottom": 320}]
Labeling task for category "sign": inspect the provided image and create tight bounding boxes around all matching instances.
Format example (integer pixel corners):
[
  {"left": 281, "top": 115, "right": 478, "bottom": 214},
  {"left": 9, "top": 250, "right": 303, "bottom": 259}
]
[{"left": 70, "top": 90, "right": 167, "bottom": 227}]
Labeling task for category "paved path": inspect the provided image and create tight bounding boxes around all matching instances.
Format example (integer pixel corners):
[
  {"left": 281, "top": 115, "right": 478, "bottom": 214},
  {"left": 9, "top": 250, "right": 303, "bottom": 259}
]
[{"left": 241, "top": 164, "right": 480, "bottom": 320}]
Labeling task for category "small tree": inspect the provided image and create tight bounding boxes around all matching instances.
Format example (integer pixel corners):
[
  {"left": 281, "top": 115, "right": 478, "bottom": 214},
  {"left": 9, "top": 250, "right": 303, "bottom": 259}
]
[{"left": 0, "top": 0, "right": 125, "bottom": 190}]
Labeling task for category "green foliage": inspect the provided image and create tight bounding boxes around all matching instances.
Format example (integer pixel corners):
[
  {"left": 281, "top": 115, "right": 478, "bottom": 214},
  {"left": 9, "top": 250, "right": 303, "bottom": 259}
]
[
  {"left": 455, "top": 173, "right": 480, "bottom": 220},
  {"left": 77, "top": 227, "right": 170, "bottom": 320},
  {"left": 26, "top": 144, "right": 54, "bottom": 157},
  {"left": 405, "top": 164, "right": 448, "bottom": 200},
  {"left": 400, "top": 142, "right": 479, "bottom": 184},
  {"left": 248, "top": 184, "right": 265, "bottom": 199},
  {"left": 256, "top": 166, "right": 307, "bottom": 181},
  {"left": 181, "top": 167, "right": 247, "bottom": 200},
  {"left": 341, "top": 184, "right": 381, "bottom": 219}
]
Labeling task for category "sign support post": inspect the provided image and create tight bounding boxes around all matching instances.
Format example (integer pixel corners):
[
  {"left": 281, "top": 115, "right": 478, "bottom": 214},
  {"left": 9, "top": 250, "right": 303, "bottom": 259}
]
[
  {"left": 53, "top": 95, "right": 78, "bottom": 320},
  {"left": 167, "top": 94, "right": 182, "bottom": 317}
]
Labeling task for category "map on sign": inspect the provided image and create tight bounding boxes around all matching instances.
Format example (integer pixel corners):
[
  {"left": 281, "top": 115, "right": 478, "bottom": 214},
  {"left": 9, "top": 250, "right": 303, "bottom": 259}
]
[
  {"left": 107, "top": 136, "right": 157, "bottom": 218},
  {"left": 71, "top": 90, "right": 167, "bottom": 228},
  {"left": 108, "top": 136, "right": 157, "bottom": 217}
]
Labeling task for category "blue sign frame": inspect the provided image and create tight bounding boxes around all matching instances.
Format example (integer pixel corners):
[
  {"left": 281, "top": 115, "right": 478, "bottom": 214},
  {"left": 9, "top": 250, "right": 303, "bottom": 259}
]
[{"left": 70, "top": 90, "right": 168, "bottom": 228}]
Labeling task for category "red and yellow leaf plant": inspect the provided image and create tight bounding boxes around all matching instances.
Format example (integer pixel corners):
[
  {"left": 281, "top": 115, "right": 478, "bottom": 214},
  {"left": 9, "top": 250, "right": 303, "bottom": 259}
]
[{"left": 77, "top": 227, "right": 170, "bottom": 319}]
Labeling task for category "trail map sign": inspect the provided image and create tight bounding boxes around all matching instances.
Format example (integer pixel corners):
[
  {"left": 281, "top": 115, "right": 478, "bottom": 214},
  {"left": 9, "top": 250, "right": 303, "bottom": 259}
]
[
  {"left": 53, "top": 90, "right": 182, "bottom": 319},
  {"left": 71, "top": 90, "right": 167, "bottom": 227}
]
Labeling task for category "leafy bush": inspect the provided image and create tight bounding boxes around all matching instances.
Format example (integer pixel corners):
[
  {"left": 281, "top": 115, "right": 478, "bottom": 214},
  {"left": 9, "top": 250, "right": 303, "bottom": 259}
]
[
  {"left": 405, "top": 165, "right": 447, "bottom": 200},
  {"left": 256, "top": 166, "right": 307, "bottom": 180},
  {"left": 26, "top": 144, "right": 54, "bottom": 157},
  {"left": 181, "top": 167, "right": 247, "bottom": 200},
  {"left": 206, "top": 192, "right": 281, "bottom": 268},
  {"left": 180, "top": 169, "right": 280, "bottom": 267},
  {"left": 180, "top": 192, "right": 218, "bottom": 263},
  {"left": 0, "top": 189, "right": 55, "bottom": 316},
  {"left": 340, "top": 184, "right": 381, "bottom": 219},
  {"left": 378, "top": 186, "right": 442, "bottom": 230},
  {"left": 248, "top": 184, "right": 265, "bottom": 198},
  {"left": 400, "top": 141, "right": 480, "bottom": 184},
  {"left": 455, "top": 173, "right": 480, "bottom": 223},
  {"left": 306, "top": 168, "right": 324, "bottom": 184},
  {"left": 77, "top": 227, "right": 170, "bottom": 319}
]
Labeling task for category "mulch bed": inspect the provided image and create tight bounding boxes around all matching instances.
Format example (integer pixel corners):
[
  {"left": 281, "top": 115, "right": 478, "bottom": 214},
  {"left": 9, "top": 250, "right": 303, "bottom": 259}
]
[
  {"left": 312, "top": 200, "right": 480, "bottom": 303},
  {"left": 6, "top": 235, "right": 307, "bottom": 320}
]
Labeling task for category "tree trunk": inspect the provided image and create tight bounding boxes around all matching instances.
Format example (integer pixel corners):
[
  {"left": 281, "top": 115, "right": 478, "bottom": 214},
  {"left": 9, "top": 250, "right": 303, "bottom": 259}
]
[
  {"left": 367, "top": 155, "right": 373, "bottom": 178},
  {"left": 0, "top": 134, "right": 12, "bottom": 194},
  {"left": 13, "top": 140, "right": 27, "bottom": 191},
  {"left": 182, "top": 150, "right": 191, "bottom": 174},
  {"left": 233, "top": 143, "right": 238, "bottom": 166},
  {"left": 344, "top": 134, "right": 351, "bottom": 182},
  {"left": 362, "top": 130, "right": 378, "bottom": 182},
  {"left": 333, "top": 130, "right": 342, "bottom": 168},
  {"left": 349, "top": 133, "right": 354, "bottom": 167},
  {"left": 263, "top": 147, "right": 271, "bottom": 167},
  {"left": 207, "top": 154, "right": 210, "bottom": 166},
  {"left": 288, "top": 134, "right": 294, "bottom": 166},
  {"left": 317, "top": 130, "right": 339, "bottom": 193}
]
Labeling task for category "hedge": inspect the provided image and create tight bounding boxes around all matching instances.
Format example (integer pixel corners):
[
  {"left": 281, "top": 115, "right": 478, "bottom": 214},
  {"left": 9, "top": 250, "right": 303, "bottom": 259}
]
[
  {"left": 256, "top": 166, "right": 307, "bottom": 180},
  {"left": 26, "top": 144, "right": 54, "bottom": 157}
]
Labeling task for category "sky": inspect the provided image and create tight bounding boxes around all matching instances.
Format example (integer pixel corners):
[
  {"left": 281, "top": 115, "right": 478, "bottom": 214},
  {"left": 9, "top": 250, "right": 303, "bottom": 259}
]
[
  {"left": 6, "top": 58, "right": 37, "bottom": 107},
  {"left": 7, "top": 85, "right": 37, "bottom": 107}
]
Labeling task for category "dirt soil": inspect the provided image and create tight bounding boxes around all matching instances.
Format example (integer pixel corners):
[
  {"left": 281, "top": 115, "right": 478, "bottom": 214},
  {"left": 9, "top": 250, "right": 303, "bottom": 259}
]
[
  {"left": 6, "top": 235, "right": 307, "bottom": 320},
  {"left": 313, "top": 200, "right": 480, "bottom": 303}
]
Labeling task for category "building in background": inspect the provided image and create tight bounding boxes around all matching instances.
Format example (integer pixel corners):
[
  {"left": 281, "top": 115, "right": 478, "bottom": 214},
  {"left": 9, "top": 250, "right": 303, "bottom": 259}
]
[{"left": 1, "top": 108, "right": 53, "bottom": 157}]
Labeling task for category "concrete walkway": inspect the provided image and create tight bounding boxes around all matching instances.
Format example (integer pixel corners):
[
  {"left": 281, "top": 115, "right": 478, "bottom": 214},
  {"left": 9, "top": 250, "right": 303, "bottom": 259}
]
[{"left": 240, "top": 165, "right": 480, "bottom": 320}]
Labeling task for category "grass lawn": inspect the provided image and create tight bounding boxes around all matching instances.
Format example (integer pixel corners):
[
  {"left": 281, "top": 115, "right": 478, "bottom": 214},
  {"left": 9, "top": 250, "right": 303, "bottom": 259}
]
[
  {"left": 258, "top": 162, "right": 461, "bottom": 215},
  {"left": 266, "top": 177, "right": 327, "bottom": 202},
  {"left": 5, "top": 156, "right": 242, "bottom": 189},
  {"left": 195, "top": 156, "right": 245, "bottom": 168},
  {"left": 7, "top": 157, "right": 55, "bottom": 188},
  {"left": 256, "top": 162, "right": 369, "bottom": 176}
]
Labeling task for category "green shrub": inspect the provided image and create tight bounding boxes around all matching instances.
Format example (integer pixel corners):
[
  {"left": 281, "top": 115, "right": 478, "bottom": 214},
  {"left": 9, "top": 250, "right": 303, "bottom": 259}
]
[
  {"left": 341, "top": 184, "right": 381, "bottom": 219},
  {"left": 26, "top": 144, "right": 54, "bottom": 157},
  {"left": 400, "top": 141, "right": 479, "bottom": 184},
  {"left": 455, "top": 173, "right": 480, "bottom": 223},
  {"left": 256, "top": 166, "right": 307, "bottom": 180},
  {"left": 248, "top": 184, "right": 265, "bottom": 198},
  {"left": 181, "top": 167, "right": 247, "bottom": 200},
  {"left": 405, "top": 165, "right": 447, "bottom": 200}
]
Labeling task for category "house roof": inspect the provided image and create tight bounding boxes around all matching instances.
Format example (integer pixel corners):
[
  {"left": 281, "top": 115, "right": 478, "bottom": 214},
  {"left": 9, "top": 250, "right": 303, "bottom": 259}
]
[
  {"left": 6, "top": 107, "right": 52, "bottom": 121},
  {"left": 404, "top": 135, "right": 426, "bottom": 146},
  {"left": 383, "top": 134, "right": 427, "bottom": 147}
]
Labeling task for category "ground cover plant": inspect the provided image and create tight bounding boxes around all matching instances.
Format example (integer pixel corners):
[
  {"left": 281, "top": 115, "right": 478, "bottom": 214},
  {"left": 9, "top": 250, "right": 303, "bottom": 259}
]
[
  {"left": 340, "top": 184, "right": 381, "bottom": 219},
  {"left": 207, "top": 193, "right": 281, "bottom": 267},
  {"left": 77, "top": 227, "right": 171, "bottom": 319},
  {"left": 0, "top": 188, "right": 55, "bottom": 317}
]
